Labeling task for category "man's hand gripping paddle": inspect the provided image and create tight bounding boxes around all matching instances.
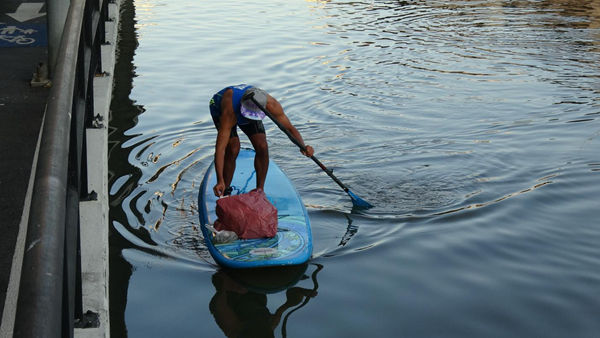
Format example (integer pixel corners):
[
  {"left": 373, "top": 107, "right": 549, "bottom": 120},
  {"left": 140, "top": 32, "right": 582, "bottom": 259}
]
[{"left": 245, "top": 91, "right": 373, "bottom": 209}]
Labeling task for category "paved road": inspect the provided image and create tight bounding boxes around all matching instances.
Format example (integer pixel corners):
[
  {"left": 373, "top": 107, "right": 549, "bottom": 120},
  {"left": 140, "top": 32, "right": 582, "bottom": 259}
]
[{"left": 0, "top": 0, "right": 48, "bottom": 324}]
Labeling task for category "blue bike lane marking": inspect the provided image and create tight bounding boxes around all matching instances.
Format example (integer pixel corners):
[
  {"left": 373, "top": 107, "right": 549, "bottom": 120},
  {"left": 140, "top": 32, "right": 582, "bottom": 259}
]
[{"left": 1, "top": 2, "right": 47, "bottom": 47}]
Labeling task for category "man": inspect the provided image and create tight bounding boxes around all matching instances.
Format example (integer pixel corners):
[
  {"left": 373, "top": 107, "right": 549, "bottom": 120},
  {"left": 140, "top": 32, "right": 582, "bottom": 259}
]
[{"left": 209, "top": 84, "right": 314, "bottom": 197}]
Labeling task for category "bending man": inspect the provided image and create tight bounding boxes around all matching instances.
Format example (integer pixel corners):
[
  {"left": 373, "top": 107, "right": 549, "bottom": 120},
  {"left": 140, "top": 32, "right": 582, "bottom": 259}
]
[{"left": 209, "top": 84, "right": 314, "bottom": 197}]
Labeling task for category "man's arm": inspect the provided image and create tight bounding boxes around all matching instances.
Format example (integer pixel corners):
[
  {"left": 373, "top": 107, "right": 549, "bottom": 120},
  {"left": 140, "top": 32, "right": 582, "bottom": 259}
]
[
  {"left": 213, "top": 89, "right": 236, "bottom": 196},
  {"left": 266, "top": 95, "right": 314, "bottom": 157}
]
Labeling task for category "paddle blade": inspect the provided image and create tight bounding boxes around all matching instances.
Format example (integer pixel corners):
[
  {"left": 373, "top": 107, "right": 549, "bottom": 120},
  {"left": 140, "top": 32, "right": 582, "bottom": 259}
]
[{"left": 347, "top": 190, "right": 373, "bottom": 209}]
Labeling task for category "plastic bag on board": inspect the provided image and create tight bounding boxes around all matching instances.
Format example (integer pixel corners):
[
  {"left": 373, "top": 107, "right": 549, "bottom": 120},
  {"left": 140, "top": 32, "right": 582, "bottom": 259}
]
[
  {"left": 214, "top": 189, "right": 278, "bottom": 239},
  {"left": 205, "top": 224, "right": 238, "bottom": 244}
]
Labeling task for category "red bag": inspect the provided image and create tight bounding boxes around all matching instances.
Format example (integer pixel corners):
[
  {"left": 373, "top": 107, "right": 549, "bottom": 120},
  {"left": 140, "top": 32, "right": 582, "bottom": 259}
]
[{"left": 214, "top": 189, "right": 278, "bottom": 239}]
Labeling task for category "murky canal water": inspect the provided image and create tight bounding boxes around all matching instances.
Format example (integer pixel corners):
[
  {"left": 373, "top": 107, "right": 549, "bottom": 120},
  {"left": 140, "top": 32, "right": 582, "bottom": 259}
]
[{"left": 108, "top": 1, "right": 600, "bottom": 337}]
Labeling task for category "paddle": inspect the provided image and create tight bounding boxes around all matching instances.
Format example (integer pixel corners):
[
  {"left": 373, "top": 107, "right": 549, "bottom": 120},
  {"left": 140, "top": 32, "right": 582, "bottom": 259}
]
[{"left": 245, "top": 92, "right": 373, "bottom": 209}]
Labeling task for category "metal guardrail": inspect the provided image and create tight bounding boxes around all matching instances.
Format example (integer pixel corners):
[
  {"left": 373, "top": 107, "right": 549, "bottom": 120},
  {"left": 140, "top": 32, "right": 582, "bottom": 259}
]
[{"left": 13, "top": 0, "right": 108, "bottom": 336}]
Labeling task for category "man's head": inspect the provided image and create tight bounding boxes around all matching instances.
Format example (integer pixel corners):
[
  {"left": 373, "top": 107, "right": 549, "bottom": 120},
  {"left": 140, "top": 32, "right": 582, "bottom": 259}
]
[{"left": 241, "top": 87, "right": 268, "bottom": 120}]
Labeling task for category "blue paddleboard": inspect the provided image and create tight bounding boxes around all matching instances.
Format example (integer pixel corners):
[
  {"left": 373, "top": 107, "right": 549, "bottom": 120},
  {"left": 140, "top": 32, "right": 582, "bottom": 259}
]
[{"left": 198, "top": 149, "right": 312, "bottom": 268}]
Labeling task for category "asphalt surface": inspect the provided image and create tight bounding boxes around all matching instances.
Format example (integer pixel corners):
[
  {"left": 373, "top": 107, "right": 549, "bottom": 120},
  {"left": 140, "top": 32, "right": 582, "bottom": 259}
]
[{"left": 0, "top": 0, "right": 49, "bottom": 320}]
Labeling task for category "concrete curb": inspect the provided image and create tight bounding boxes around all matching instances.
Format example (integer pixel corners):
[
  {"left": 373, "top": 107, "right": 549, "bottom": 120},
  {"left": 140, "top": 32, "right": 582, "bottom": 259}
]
[{"left": 75, "top": 1, "right": 121, "bottom": 337}]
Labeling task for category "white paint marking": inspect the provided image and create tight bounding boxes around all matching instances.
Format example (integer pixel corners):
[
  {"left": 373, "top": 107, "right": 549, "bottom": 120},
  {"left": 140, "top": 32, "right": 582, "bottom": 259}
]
[{"left": 6, "top": 3, "right": 46, "bottom": 23}]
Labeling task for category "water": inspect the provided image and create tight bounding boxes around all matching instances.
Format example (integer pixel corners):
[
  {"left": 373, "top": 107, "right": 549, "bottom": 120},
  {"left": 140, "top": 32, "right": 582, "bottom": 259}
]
[{"left": 108, "top": 1, "right": 600, "bottom": 337}]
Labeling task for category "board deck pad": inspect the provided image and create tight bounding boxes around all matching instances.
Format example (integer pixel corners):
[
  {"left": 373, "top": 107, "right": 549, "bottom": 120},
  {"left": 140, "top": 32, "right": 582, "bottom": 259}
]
[{"left": 199, "top": 149, "right": 312, "bottom": 268}]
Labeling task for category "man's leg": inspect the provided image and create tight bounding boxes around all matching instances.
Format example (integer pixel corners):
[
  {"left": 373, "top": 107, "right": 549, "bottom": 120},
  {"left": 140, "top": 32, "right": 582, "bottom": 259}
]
[
  {"left": 224, "top": 136, "right": 240, "bottom": 192},
  {"left": 248, "top": 133, "right": 268, "bottom": 190},
  {"left": 210, "top": 95, "right": 240, "bottom": 195},
  {"left": 239, "top": 120, "right": 268, "bottom": 190}
]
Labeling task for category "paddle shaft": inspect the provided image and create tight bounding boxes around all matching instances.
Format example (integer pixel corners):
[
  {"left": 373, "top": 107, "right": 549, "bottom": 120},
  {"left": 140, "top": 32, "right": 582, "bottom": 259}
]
[{"left": 248, "top": 95, "right": 351, "bottom": 194}]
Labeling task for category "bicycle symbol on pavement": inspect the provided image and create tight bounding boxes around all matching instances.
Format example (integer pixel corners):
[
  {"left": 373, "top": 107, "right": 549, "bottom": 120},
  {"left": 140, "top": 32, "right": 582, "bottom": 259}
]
[{"left": 0, "top": 23, "right": 38, "bottom": 46}]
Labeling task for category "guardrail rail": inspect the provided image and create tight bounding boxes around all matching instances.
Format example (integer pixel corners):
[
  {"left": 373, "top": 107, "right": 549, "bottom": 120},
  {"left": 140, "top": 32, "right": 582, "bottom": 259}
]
[{"left": 13, "top": 0, "right": 109, "bottom": 336}]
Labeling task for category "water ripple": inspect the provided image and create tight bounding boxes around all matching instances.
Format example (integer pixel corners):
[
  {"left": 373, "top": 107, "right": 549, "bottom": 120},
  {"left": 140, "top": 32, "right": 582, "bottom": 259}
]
[{"left": 109, "top": 0, "right": 600, "bottom": 336}]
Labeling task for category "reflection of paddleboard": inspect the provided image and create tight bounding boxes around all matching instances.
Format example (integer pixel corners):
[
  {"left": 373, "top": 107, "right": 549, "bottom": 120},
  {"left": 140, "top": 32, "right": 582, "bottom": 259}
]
[
  {"left": 198, "top": 149, "right": 312, "bottom": 269},
  {"left": 223, "top": 264, "right": 309, "bottom": 294}
]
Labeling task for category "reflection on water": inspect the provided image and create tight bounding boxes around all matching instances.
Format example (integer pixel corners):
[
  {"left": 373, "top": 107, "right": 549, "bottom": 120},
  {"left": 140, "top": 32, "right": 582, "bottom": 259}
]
[
  {"left": 109, "top": 0, "right": 600, "bottom": 337},
  {"left": 210, "top": 264, "right": 321, "bottom": 338}
]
